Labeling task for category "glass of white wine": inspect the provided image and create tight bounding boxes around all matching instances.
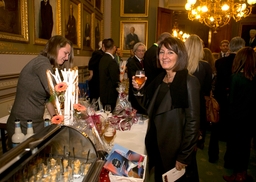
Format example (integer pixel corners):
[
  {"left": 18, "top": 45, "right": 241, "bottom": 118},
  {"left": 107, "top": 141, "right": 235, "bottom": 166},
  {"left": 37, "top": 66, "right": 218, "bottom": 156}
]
[
  {"left": 134, "top": 70, "right": 146, "bottom": 96},
  {"left": 105, "top": 105, "right": 111, "bottom": 116}
]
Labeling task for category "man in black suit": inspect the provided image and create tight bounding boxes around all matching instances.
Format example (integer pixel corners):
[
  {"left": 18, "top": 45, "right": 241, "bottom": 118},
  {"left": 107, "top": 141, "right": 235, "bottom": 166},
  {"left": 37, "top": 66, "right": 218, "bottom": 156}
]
[
  {"left": 219, "top": 40, "right": 230, "bottom": 58},
  {"left": 99, "top": 38, "right": 120, "bottom": 111},
  {"left": 208, "top": 36, "right": 245, "bottom": 163},
  {"left": 126, "top": 42, "right": 146, "bottom": 114},
  {"left": 246, "top": 29, "right": 256, "bottom": 48},
  {"left": 88, "top": 40, "right": 105, "bottom": 102},
  {"left": 143, "top": 32, "right": 171, "bottom": 87}
]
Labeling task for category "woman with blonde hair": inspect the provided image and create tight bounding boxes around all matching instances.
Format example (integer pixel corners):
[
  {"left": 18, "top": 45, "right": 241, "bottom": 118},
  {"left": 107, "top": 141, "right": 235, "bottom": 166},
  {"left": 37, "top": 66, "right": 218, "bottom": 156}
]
[{"left": 185, "top": 34, "right": 212, "bottom": 149}]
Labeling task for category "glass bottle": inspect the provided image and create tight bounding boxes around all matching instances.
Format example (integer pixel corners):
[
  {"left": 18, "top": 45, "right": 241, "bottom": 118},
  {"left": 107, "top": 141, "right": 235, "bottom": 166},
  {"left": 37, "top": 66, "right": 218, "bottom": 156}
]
[
  {"left": 24, "top": 120, "right": 34, "bottom": 140},
  {"left": 12, "top": 119, "right": 25, "bottom": 147},
  {"left": 44, "top": 118, "right": 50, "bottom": 127}
]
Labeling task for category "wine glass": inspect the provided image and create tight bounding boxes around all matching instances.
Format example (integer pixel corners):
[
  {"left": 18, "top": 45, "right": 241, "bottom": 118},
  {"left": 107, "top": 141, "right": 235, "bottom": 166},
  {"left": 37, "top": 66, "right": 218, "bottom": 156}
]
[
  {"left": 134, "top": 70, "right": 146, "bottom": 96},
  {"left": 105, "top": 105, "right": 111, "bottom": 116},
  {"left": 103, "top": 124, "right": 116, "bottom": 152}
]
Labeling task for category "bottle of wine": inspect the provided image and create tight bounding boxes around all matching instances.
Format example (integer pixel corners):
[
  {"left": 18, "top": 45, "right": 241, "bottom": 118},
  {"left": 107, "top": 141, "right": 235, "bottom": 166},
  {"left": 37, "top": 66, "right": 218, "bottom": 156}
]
[
  {"left": 24, "top": 120, "right": 34, "bottom": 140},
  {"left": 12, "top": 119, "right": 25, "bottom": 147}
]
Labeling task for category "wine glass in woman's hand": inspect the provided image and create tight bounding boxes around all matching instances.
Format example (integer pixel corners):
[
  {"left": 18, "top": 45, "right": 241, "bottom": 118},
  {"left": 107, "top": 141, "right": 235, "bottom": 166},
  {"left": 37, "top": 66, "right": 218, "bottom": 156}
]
[{"left": 134, "top": 70, "right": 146, "bottom": 96}]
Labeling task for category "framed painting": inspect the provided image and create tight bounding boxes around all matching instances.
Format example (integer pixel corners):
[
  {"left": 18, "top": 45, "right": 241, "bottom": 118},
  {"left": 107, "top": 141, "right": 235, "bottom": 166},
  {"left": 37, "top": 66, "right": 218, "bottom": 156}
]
[
  {"left": 239, "top": 21, "right": 256, "bottom": 47},
  {"left": 64, "top": 0, "right": 82, "bottom": 48},
  {"left": 0, "top": 0, "right": 29, "bottom": 42},
  {"left": 33, "top": 0, "right": 61, "bottom": 45},
  {"left": 120, "top": 20, "right": 148, "bottom": 53},
  {"left": 95, "top": 15, "right": 103, "bottom": 50},
  {"left": 83, "top": 4, "right": 93, "bottom": 50},
  {"left": 120, "top": 0, "right": 148, "bottom": 17},
  {"left": 86, "top": 0, "right": 93, "bottom": 6}
]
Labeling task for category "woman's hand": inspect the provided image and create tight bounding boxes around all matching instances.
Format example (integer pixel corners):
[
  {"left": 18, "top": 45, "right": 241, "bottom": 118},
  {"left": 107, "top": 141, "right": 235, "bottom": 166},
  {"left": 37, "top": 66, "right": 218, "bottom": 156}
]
[
  {"left": 175, "top": 161, "right": 187, "bottom": 171},
  {"left": 132, "top": 76, "right": 147, "bottom": 90}
]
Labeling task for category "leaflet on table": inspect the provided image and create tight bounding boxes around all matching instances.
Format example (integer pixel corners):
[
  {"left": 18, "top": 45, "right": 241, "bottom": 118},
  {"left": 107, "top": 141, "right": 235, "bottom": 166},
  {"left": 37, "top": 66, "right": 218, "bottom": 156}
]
[
  {"left": 162, "top": 167, "right": 185, "bottom": 182},
  {"left": 104, "top": 144, "right": 145, "bottom": 178}
]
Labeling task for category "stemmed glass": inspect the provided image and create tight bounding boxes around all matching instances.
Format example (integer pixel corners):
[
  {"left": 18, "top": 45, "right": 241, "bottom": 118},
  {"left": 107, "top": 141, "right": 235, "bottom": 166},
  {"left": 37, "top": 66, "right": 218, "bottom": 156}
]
[
  {"left": 105, "top": 105, "right": 111, "bottom": 116},
  {"left": 134, "top": 70, "right": 146, "bottom": 96},
  {"left": 103, "top": 124, "right": 116, "bottom": 152}
]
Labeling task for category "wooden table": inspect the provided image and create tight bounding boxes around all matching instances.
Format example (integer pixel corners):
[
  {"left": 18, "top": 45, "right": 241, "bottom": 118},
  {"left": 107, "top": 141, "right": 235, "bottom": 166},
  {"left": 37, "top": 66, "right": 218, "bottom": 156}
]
[{"left": 0, "top": 115, "right": 8, "bottom": 153}]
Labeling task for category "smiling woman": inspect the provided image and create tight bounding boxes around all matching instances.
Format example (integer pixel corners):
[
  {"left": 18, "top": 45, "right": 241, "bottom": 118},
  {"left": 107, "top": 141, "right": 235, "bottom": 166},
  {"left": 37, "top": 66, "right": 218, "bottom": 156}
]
[{"left": 6, "top": 35, "right": 74, "bottom": 149}]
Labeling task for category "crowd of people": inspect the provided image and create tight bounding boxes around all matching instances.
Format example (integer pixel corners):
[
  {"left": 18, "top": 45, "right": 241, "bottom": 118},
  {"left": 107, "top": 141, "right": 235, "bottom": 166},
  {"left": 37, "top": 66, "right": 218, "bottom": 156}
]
[
  {"left": 88, "top": 31, "right": 256, "bottom": 181},
  {"left": 7, "top": 28, "right": 256, "bottom": 182}
]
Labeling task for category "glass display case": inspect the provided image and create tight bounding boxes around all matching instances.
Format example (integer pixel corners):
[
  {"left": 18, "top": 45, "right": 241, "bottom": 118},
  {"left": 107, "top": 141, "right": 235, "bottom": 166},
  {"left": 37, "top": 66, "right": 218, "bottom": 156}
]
[{"left": 0, "top": 124, "right": 105, "bottom": 182}]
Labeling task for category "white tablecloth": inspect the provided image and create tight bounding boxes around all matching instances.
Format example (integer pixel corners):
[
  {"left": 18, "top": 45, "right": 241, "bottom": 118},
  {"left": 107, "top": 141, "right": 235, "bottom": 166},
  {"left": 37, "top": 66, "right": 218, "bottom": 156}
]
[{"left": 113, "top": 120, "right": 148, "bottom": 155}]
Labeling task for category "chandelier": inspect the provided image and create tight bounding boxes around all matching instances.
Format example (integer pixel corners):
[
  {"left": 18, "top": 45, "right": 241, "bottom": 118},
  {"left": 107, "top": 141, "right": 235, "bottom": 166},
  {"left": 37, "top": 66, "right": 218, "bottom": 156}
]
[{"left": 185, "top": 0, "right": 256, "bottom": 32}]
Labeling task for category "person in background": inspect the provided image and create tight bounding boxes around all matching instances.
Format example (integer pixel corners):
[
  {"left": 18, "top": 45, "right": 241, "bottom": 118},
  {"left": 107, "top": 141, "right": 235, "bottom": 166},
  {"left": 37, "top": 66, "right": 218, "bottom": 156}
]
[
  {"left": 88, "top": 40, "right": 105, "bottom": 102},
  {"left": 203, "top": 47, "right": 216, "bottom": 76},
  {"left": 209, "top": 36, "right": 245, "bottom": 163},
  {"left": 126, "top": 27, "right": 140, "bottom": 49},
  {"left": 143, "top": 32, "right": 171, "bottom": 87},
  {"left": 219, "top": 40, "right": 230, "bottom": 58},
  {"left": 99, "top": 38, "right": 120, "bottom": 111},
  {"left": 114, "top": 46, "right": 123, "bottom": 66},
  {"left": 133, "top": 37, "right": 200, "bottom": 182},
  {"left": 126, "top": 42, "right": 147, "bottom": 114},
  {"left": 246, "top": 29, "right": 256, "bottom": 48},
  {"left": 223, "top": 47, "right": 256, "bottom": 182},
  {"left": 6, "top": 35, "right": 74, "bottom": 149},
  {"left": 185, "top": 34, "right": 212, "bottom": 150}
]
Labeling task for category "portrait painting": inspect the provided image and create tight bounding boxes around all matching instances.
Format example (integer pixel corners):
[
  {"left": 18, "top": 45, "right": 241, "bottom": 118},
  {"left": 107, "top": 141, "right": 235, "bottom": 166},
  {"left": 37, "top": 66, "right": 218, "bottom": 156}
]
[
  {"left": 120, "top": 20, "right": 148, "bottom": 53},
  {"left": 0, "top": 0, "right": 28, "bottom": 42},
  {"left": 33, "top": 0, "right": 61, "bottom": 44},
  {"left": 121, "top": 0, "right": 148, "bottom": 17},
  {"left": 64, "top": 0, "right": 82, "bottom": 48},
  {"left": 83, "top": 5, "right": 93, "bottom": 50},
  {"left": 95, "top": 18, "right": 102, "bottom": 50},
  {"left": 240, "top": 22, "right": 256, "bottom": 47}
]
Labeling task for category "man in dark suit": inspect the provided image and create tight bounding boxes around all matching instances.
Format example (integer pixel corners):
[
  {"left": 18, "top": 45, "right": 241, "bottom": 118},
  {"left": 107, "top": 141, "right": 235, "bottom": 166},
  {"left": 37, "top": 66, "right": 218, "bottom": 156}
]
[
  {"left": 143, "top": 32, "right": 171, "bottom": 87},
  {"left": 246, "top": 29, "right": 256, "bottom": 48},
  {"left": 126, "top": 42, "right": 146, "bottom": 114},
  {"left": 99, "top": 38, "right": 120, "bottom": 111},
  {"left": 218, "top": 40, "right": 230, "bottom": 58},
  {"left": 208, "top": 36, "right": 245, "bottom": 163},
  {"left": 88, "top": 40, "right": 105, "bottom": 102}
]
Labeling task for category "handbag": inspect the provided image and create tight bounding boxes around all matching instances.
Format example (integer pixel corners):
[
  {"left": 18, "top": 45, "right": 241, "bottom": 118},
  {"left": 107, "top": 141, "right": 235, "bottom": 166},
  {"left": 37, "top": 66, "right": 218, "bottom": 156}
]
[{"left": 204, "top": 91, "right": 220, "bottom": 123}]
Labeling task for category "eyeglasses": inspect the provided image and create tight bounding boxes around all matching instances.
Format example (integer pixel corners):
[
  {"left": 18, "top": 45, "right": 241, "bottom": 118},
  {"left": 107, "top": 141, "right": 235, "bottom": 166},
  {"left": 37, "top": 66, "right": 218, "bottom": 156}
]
[{"left": 136, "top": 49, "right": 145, "bottom": 53}]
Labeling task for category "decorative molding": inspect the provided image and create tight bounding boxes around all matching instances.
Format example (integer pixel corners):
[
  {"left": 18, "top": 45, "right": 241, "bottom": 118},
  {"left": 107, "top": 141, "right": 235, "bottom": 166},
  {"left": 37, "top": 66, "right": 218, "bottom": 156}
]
[
  {"left": 0, "top": 74, "right": 19, "bottom": 99},
  {"left": 0, "top": 74, "right": 19, "bottom": 90}
]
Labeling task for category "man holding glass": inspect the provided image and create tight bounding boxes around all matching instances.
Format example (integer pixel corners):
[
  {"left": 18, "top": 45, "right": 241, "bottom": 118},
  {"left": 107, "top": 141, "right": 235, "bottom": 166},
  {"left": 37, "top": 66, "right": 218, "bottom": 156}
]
[{"left": 126, "top": 42, "right": 147, "bottom": 114}]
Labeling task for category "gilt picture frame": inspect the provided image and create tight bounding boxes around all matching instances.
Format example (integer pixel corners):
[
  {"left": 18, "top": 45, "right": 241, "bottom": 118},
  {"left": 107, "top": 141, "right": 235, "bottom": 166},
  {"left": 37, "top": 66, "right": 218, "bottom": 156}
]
[
  {"left": 120, "top": 0, "right": 148, "bottom": 17},
  {"left": 120, "top": 20, "right": 148, "bottom": 53},
  {"left": 33, "top": 0, "right": 61, "bottom": 45},
  {"left": 64, "top": 0, "right": 82, "bottom": 48},
  {"left": 0, "top": 0, "right": 29, "bottom": 42}
]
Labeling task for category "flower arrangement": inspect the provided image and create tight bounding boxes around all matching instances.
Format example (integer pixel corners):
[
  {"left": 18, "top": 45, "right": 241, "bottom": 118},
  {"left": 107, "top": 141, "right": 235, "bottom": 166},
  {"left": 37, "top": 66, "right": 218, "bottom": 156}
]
[{"left": 46, "top": 67, "right": 79, "bottom": 125}]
